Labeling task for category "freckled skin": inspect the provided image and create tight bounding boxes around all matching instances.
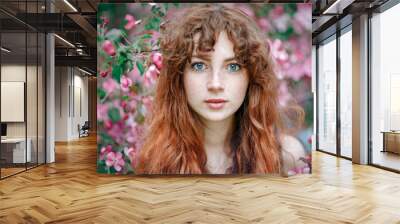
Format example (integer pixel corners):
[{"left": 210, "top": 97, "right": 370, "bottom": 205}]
[
  {"left": 183, "top": 31, "right": 249, "bottom": 174},
  {"left": 183, "top": 31, "right": 249, "bottom": 123}
]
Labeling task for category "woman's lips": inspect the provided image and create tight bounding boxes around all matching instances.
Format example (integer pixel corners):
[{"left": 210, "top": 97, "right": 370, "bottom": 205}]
[{"left": 205, "top": 99, "right": 227, "bottom": 110}]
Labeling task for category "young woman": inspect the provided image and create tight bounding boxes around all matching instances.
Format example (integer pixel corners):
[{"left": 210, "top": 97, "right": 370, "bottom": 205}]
[{"left": 136, "top": 4, "right": 307, "bottom": 175}]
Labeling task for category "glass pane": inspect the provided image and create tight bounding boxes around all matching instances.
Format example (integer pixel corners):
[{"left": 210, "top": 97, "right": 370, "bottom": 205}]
[
  {"left": 371, "top": 4, "right": 400, "bottom": 171},
  {"left": 340, "top": 29, "right": 352, "bottom": 158},
  {"left": 1, "top": 30, "right": 27, "bottom": 177},
  {"left": 27, "top": 31, "right": 38, "bottom": 169},
  {"left": 38, "top": 32, "right": 45, "bottom": 165},
  {"left": 318, "top": 37, "right": 337, "bottom": 154}
]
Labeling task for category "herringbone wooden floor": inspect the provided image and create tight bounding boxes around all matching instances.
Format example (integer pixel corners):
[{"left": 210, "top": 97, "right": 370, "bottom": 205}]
[{"left": 1, "top": 135, "right": 400, "bottom": 224}]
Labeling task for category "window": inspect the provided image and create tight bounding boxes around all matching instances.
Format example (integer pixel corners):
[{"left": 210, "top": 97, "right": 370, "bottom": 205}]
[
  {"left": 370, "top": 3, "right": 400, "bottom": 171},
  {"left": 317, "top": 36, "right": 337, "bottom": 154},
  {"left": 339, "top": 27, "right": 352, "bottom": 158}
]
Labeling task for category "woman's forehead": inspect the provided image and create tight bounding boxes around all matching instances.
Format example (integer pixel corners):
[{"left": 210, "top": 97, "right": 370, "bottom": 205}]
[{"left": 192, "top": 31, "right": 235, "bottom": 56}]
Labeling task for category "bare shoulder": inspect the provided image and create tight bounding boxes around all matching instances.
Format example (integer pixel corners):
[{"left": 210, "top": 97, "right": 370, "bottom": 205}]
[{"left": 279, "top": 135, "right": 308, "bottom": 175}]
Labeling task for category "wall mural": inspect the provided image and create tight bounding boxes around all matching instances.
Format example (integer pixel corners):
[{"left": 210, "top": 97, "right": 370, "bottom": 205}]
[{"left": 97, "top": 3, "right": 312, "bottom": 176}]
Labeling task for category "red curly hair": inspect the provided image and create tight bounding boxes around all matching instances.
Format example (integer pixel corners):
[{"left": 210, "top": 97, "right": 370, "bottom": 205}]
[{"left": 136, "top": 4, "right": 300, "bottom": 174}]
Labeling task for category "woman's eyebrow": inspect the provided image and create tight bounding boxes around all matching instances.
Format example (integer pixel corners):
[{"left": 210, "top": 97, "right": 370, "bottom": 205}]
[
  {"left": 223, "top": 57, "right": 237, "bottom": 62},
  {"left": 192, "top": 55, "right": 238, "bottom": 62},
  {"left": 192, "top": 54, "right": 211, "bottom": 61}
]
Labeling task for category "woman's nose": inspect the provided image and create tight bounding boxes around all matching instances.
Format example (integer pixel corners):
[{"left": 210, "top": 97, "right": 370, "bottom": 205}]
[{"left": 207, "top": 70, "right": 224, "bottom": 91}]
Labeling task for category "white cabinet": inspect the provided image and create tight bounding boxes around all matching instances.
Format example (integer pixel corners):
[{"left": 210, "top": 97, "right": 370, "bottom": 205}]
[{"left": 1, "top": 138, "right": 32, "bottom": 163}]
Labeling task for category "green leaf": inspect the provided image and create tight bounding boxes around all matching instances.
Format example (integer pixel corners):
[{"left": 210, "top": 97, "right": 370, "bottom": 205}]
[
  {"left": 125, "top": 161, "right": 134, "bottom": 173},
  {"left": 141, "top": 34, "right": 152, "bottom": 39},
  {"left": 97, "top": 159, "right": 108, "bottom": 174},
  {"left": 144, "top": 16, "right": 161, "bottom": 31},
  {"left": 144, "top": 22, "right": 153, "bottom": 31},
  {"left": 108, "top": 107, "right": 121, "bottom": 122},
  {"left": 284, "top": 4, "right": 297, "bottom": 17},
  {"left": 136, "top": 61, "right": 144, "bottom": 76},
  {"left": 109, "top": 166, "right": 117, "bottom": 174},
  {"left": 152, "top": 17, "right": 161, "bottom": 31},
  {"left": 122, "top": 95, "right": 129, "bottom": 101},
  {"left": 97, "top": 35, "right": 104, "bottom": 43},
  {"left": 151, "top": 5, "right": 165, "bottom": 17},
  {"left": 99, "top": 132, "right": 115, "bottom": 145},
  {"left": 112, "top": 64, "right": 123, "bottom": 83},
  {"left": 97, "top": 88, "right": 106, "bottom": 100},
  {"left": 127, "top": 60, "right": 133, "bottom": 72},
  {"left": 117, "top": 52, "right": 128, "bottom": 72}
]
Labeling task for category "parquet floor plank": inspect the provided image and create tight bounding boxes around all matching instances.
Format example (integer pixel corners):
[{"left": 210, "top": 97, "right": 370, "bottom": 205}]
[{"left": 0, "top": 135, "right": 400, "bottom": 223}]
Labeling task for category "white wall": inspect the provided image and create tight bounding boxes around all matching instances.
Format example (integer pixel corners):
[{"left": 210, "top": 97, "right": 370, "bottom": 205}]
[
  {"left": 54, "top": 67, "right": 89, "bottom": 141},
  {"left": 55, "top": 67, "right": 69, "bottom": 141}
]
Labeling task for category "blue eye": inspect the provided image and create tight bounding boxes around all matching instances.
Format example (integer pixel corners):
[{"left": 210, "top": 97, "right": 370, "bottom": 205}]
[
  {"left": 227, "top": 63, "right": 241, "bottom": 72},
  {"left": 191, "top": 62, "right": 207, "bottom": 72}
]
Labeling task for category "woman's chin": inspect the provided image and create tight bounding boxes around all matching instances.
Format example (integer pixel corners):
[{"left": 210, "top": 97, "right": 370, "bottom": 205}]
[{"left": 198, "top": 111, "right": 234, "bottom": 122}]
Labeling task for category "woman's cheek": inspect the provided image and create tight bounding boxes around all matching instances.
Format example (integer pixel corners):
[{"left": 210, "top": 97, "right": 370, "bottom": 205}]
[{"left": 184, "top": 71, "right": 204, "bottom": 106}]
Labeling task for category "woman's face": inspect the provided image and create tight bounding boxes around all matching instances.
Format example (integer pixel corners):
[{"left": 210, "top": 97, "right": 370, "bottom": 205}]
[{"left": 183, "top": 31, "right": 249, "bottom": 123}]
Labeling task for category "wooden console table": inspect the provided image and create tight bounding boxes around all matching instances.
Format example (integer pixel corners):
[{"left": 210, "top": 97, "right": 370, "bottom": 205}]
[{"left": 381, "top": 131, "right": 400, "bottom": 154}]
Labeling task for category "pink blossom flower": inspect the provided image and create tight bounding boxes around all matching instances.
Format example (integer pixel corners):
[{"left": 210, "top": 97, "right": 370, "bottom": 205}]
[
  {"left": 122, "top": 114, "right": 129, "bottom": 121},
  {"left": 127, "top": 98, "right": 138, "bottom": 112},
  {"left": 273, "top": 14, "right": 290, "bottom": 32},
  {"left": 104, "top": 120, "right": 113, "bottom": 130},
  {"left": 100, "top": 16, "right": 109, "bottom": 27},
  {"left": 271, "top": 5, "right": 285, "bottom": 19},
  {"left": 124, "top": 147, "right": 135, "bottom": 158},
  {"left": 150, "top": 31, "right": 160, "bottom": 50},
  {"left": 105, "top": 151, "right": 125, "bottom": 172},
  {"left": 120, "top": 100, "right": 128, "bottom": 109},
  {"left": 124, "top": 147, "right": 138, "bottom": 168},
  {"left": 269, "top": 39, "right": 288, "bottom": 62},
  {"left": 103, "top": 78, "right": 117, "bottom": 94},
  {"left": 127, "top": 64, "right": 142, "bottom": 82},
  {"left": 293, "top": 5, "right": 312, "bottom": 33},
  {"left": 100, "top": 70, "right": 108, "bottom": 78},
  {"left": 144, "top": 64, "right": 159, "bottom": 87},
  {"left": 107, "top": 122, "right": 125, "bottom": 144},
  {"left": 112, "top": 100, "right": 126, "bottom": 118},
  {"left": 100, "top": 145, "right": 112, "bottom": 160},
  {"left": 125, "top": 126, "right": 139, "bottom": 144},
  {"left": 97, "top": 104, "right": 109, "bottom": 121},
  {"left": 151, "top": 52, "right": 163, "bottom": 70},
  {"left": 285, "top": 64, "right": 307, "bottom": 81},
  {"left": 142, "top": 95, "right": 153, "bottom": 114},
  {"left": 102, "top": 40, "right": 116, "bottom": 56},
  {"left": 120, "top": 75, "right": 133, "bottom": 92},
  {"left": 124, "top": 14, "right": 137, "bottom": 30},
  {"left": 258, "top": 18, "right": 271, "bottom": 32}
]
